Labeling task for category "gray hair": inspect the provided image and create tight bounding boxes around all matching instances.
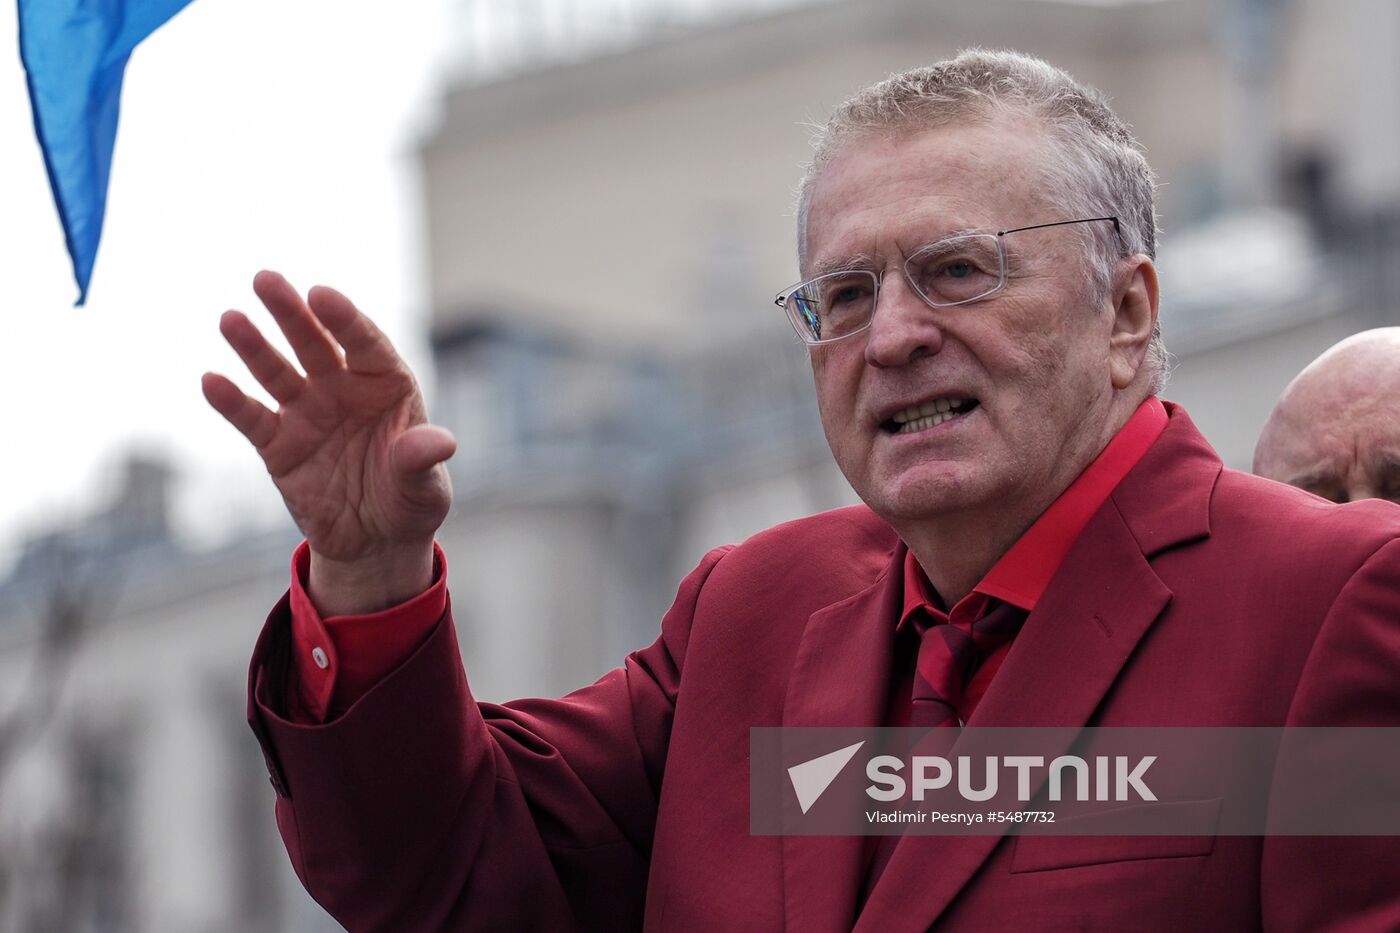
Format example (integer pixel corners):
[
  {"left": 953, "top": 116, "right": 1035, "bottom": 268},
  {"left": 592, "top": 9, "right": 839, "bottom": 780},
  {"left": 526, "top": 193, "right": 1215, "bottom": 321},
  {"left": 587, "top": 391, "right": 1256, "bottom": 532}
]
[{"left": 796, "top": 49, "right": 1168, "bottom": 392}]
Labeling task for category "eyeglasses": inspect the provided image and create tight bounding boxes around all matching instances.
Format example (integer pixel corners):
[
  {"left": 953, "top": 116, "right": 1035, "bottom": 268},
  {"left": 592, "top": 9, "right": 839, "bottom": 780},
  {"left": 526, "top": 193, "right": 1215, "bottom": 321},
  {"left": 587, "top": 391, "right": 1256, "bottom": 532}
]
[{"left": 774, "top": 216, "right": 1120, "bottom": 345}]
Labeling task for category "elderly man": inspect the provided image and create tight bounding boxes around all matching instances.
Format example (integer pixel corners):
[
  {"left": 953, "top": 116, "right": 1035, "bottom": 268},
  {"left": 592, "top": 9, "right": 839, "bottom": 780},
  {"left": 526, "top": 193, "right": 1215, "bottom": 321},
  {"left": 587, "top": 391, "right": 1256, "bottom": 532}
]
[
  {"left": 206, "top": 51, "right": 1400, "bottom": 932},
  {"left": 1254, "top": 327, "right": 1400, "bottom": 503}
]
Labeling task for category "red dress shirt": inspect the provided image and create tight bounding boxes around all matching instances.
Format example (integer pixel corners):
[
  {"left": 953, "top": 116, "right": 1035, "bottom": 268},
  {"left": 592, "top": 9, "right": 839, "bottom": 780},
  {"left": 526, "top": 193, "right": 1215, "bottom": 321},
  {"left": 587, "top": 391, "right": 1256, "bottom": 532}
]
[
  {"left": 285, "top": 543, "right": 448, "bottom": 723},
  {"left": 285, "top": 397, "right": 1168, "bottom": 725}
]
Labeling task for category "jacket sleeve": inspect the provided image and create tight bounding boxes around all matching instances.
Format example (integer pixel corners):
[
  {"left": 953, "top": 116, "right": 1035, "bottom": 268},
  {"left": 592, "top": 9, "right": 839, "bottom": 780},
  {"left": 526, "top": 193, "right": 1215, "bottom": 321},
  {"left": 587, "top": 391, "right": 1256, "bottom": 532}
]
[
  {"left": 1261, "top": 535, "right": 1400, "bottom": 932},
  {"left": 246, "top": 544, "right": 735, "bottom": 933}
]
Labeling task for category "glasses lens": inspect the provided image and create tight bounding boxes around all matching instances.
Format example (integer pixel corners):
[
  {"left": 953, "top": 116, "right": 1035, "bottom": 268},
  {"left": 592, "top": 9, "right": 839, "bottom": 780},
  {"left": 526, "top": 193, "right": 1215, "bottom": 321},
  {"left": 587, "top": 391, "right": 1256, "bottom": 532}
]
[
  {"left": 904, "top": 235, "right": 1003, "bottom": 307},
  {"left": 787, "top": 271, "right": 877, "bottom": 342}
]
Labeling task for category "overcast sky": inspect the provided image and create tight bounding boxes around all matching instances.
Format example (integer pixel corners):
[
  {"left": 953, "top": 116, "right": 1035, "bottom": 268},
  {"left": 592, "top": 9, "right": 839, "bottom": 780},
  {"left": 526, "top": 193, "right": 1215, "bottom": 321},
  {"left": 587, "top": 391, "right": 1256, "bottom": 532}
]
[
  {"left": 0, "top": 0, "right": 822, "bottom": 575},
  {"left": 0, "top": 0, "right": 453, "bottom": 570}
]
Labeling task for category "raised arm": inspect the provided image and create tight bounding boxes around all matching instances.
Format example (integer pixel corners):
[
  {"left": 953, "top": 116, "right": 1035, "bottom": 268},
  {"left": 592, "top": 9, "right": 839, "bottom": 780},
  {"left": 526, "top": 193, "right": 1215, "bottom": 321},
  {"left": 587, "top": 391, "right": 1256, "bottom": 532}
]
[
  {"left": 202, "top": 270, "right": 456, "bottom": 615},
  {"left": 205, "top": 272, "right": 710, "bottom": 930}
]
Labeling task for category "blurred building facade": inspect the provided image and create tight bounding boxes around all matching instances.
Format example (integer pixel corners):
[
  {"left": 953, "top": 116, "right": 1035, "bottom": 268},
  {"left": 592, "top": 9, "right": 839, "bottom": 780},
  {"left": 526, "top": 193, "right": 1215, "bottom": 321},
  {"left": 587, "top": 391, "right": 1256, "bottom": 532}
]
[
  {"left": 0, "top": 456, "right": 338, "bottom": 932},
  {"left": 1, "top": 0, "right": 1398, "bottom": 928}
]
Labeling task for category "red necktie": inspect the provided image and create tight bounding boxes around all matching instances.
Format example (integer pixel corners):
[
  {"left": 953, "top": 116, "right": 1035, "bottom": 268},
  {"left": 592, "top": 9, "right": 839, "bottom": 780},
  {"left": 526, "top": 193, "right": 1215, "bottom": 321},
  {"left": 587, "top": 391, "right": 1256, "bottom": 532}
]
[
  {"left": 860, "top": 599, "right": 1028, "bottom": 905},
  {"left": 910, "top": 599, "right": 1027, "bottom": 727}
]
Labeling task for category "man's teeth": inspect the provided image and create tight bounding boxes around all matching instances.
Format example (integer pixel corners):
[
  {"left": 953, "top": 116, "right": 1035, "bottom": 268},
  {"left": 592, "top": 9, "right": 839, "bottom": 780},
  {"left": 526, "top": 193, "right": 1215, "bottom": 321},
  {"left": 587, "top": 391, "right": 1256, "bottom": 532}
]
[{"left": 891, "top": 398, "right": 968, "bottom": 433}]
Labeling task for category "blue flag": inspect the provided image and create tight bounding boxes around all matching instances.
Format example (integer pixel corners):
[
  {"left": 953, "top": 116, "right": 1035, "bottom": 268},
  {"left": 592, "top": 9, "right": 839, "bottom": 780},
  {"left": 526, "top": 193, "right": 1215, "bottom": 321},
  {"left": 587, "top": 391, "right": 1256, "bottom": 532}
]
[{"left": 18, "top": 0, "right": 195, "bottom": 305}]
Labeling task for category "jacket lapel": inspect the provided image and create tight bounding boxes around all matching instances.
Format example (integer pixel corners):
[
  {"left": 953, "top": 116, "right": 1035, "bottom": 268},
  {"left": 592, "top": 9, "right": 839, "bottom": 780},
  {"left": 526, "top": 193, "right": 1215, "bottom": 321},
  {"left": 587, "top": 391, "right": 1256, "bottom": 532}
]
[
  {"left": 853, "top": 405, "right": 1220, "bottom": 932},
  {"left": 780, "top": 542, "right": 905, "bottom": 933}
]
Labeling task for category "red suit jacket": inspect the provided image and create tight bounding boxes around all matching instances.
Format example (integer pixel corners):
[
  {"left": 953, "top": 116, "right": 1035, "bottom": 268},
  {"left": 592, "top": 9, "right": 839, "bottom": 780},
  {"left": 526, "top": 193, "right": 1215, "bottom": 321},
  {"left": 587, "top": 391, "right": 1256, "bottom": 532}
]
[{"left": 247, "top": 407, "right": 1400, "bottom": 931}]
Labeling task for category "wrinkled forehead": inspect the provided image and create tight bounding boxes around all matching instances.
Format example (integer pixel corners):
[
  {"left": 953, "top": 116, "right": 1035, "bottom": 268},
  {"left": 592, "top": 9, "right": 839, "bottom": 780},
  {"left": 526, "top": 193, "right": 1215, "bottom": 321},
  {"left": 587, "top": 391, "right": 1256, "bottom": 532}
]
[
  {"left": 1282, "top": 357, "right": 1400, "bottom": 431},
  {"left": 802, "top": 120, "right": 1058, "bottom": 273},
  {"left": 1267, "top": 388, "right": 1400, "bottom": 474}
]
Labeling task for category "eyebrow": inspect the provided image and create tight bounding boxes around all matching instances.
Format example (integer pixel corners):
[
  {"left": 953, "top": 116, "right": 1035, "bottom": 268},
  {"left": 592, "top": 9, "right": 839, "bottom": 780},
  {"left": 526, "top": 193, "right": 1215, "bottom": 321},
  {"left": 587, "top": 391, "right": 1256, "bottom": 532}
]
[
  {"left": 810, "top": 253, "right": 877, "bottom": 277},
  {"left": 808, "top": 227, "right": 991, "bottom": 278},
  {"left": 1284, "top": 469, "right": 1341, "bottom": 492},
  {"left": 1369, "top": 455, "right": 1400, "bottom": 484}
]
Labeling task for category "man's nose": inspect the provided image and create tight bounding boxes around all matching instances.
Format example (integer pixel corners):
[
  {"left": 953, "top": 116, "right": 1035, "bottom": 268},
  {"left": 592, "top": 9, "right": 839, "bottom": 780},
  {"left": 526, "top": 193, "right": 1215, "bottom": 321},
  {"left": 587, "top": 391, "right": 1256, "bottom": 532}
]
[
  {"left": 1344, "top": 480, "right": 1379, "bottom": 504},
  {"left": 863, "top": 274, "right": 945, "bottom": 368}
]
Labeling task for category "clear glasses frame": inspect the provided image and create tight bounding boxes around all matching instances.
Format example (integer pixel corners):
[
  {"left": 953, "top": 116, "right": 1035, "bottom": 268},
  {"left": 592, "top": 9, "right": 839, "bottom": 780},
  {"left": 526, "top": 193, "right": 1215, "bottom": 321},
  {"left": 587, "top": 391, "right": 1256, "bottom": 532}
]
[{"left": 774, "top": 216, "right": 1121, "bottom": 346}]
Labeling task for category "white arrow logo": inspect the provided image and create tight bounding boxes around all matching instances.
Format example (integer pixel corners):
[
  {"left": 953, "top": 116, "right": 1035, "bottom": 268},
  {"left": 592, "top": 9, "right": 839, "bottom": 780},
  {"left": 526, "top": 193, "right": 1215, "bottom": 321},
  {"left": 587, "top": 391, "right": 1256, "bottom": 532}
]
[{"left": 787, "top": 741, "right": 866, "bottom": 814}]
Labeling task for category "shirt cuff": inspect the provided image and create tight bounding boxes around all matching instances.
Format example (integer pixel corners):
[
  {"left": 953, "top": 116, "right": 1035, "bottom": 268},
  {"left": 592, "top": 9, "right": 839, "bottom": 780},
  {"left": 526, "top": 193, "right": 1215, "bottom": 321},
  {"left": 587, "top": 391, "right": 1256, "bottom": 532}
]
[{"left": 287, "top": 540, "right": 448, "bottom": 723}]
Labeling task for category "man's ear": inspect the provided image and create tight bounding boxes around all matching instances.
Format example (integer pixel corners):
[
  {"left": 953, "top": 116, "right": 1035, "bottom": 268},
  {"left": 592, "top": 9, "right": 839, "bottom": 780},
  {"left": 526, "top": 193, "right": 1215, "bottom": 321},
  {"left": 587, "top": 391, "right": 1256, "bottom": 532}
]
[{"left": 1108, "top": 257, "right": 1159, "bottom": 390}]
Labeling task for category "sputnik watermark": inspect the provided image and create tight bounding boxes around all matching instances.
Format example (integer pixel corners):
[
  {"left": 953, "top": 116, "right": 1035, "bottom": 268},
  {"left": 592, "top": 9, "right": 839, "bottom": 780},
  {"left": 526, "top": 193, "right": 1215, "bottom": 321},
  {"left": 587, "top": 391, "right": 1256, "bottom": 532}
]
[
  {"left": 864, "top": 754, "right": 1155, "bottom": 803},
  {"left": 752, "top": 727, "right": 1400, "bottom": 836}
]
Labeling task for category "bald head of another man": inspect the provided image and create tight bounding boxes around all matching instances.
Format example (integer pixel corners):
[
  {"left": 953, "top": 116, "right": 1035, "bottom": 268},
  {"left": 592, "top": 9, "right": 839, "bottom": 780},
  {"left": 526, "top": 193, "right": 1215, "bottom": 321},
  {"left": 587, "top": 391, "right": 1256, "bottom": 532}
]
[{"left": 1254, "top": 327, "right": 1400, "bottom": 504}]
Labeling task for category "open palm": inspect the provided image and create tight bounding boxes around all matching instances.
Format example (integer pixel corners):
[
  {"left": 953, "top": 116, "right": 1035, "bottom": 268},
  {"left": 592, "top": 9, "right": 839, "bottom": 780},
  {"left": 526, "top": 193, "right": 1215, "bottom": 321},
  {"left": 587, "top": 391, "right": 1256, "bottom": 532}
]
[{"left": 203, "top": 271, "right": 456, "bottom": 570}]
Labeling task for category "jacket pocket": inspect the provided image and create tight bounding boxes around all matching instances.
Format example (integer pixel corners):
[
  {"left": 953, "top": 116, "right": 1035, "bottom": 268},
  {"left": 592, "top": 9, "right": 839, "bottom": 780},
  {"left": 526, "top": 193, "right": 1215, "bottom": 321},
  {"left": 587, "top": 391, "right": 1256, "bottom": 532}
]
[{"left": 1009, "top": 797, "right": 1220, "bottom": 873}]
